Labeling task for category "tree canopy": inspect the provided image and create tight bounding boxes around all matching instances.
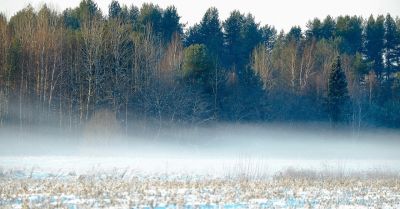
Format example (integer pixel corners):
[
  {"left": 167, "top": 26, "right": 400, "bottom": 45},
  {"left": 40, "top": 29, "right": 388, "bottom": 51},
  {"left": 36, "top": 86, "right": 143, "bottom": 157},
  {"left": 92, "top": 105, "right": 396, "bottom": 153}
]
[{"left": 0, "top": 1, "right": 399, "bottom": 130}]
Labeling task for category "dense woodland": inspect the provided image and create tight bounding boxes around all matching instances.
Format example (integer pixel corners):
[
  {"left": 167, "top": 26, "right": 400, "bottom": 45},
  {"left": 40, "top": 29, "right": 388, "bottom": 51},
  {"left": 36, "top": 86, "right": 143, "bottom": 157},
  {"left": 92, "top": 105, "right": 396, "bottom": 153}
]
[{"left": 0, "top": 0, "right": 399, "bottom": 133}]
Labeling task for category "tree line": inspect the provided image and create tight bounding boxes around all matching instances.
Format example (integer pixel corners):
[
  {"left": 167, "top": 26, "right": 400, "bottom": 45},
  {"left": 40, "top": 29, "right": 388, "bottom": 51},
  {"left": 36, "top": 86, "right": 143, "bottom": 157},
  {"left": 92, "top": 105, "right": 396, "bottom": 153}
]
[{"left": 0, "top": 0, "right": 399, "bottom": 133}]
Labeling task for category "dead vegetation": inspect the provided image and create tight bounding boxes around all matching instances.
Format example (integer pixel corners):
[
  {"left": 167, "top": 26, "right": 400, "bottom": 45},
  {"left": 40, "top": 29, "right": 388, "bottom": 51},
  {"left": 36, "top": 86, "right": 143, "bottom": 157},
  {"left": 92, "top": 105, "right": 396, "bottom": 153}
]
[{"left": 0, "top": 168, "right": 399, "bottom": 208}]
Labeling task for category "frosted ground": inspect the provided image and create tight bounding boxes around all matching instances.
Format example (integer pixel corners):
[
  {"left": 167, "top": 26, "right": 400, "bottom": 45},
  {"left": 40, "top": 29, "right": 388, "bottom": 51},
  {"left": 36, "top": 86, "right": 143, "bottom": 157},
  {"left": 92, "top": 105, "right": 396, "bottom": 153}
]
[{"left": 1, "top": 125, "right": 400, "bottom": 208}]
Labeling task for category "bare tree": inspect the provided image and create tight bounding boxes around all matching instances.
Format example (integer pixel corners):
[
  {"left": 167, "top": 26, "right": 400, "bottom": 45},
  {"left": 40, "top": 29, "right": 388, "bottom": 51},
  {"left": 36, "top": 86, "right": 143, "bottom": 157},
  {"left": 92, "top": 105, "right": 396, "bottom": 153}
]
[
  {"left": 252, "top": 44, "right": 274, "bottom": 91},
  {"left": 34, "top": 6, "right": 64, "bottom": 122},
  {"left": 0, "top": 14, "right": 9, "bottom": 126},
  {"left": 81, "top": 13, "right": 104, "bottom": 121},
  {"left": 299, "top": 40, "right": 316, "bottom": 91},
  {"left": 106, "top": 16, "right": 132, "bottom": 133}
]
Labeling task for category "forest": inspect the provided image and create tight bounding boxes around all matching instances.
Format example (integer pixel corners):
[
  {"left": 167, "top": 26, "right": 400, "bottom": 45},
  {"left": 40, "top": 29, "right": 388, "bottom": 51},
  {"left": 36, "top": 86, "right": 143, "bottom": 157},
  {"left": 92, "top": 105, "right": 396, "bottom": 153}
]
[{"left": 0, "top": 0, "right": 399, "bottom": 133}]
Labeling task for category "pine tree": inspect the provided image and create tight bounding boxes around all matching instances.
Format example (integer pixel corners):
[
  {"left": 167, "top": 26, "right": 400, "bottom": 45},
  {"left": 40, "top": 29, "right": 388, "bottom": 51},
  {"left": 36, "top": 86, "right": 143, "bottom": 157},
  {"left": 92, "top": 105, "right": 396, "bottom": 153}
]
[
  {"left": 321, "top": 15, "right": 335, "bottom": 40},
  {"left": 109, "top": 0, "right": 122, "bottom": 19},
  {"left": 138, "top": 3, "right": 162, "bottom": 35},
  {"left": 128, "top": 5, "right": 139, "bottom": 27},
  {"left": 384, "top": 14, "right": 399, "bottom": 75},
  {"left": 160, "top": 6, "right": 182, "bottom": 42},
  {"left": 306, "top": 18, "right": 322, "bottom": 40},
  {"left": 335, "top": 15, "right": 363, "bottom": 55},
  {"left": 327, "top": 56, "right": 350, "bottom": 124},
  {"left": 200, "top": 8, "right": 224, "bottom": 58},
  {"left": 286, "top": 26, "right": 303, "bottom": 43},
  {"left": 223, "top": 10, "right": 244, "bottom": 67},
  {"left": 365, "top": 15, "right": 385, "bottom": 78},
  {"left": 182, "top": 44, "right": 214, "bottom": 89}
]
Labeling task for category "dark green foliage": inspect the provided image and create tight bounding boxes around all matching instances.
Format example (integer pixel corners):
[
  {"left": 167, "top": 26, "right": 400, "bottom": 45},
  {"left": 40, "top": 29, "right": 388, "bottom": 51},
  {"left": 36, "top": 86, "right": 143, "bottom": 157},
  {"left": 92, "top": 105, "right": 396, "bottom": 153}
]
[
  {"left": 223, "top": 10, "right": 244, "bottom": 67},
  {"left": 199, "top": 8, "right": 224, "bottom": 56},
  {"left": 223, "top": 11, "right": 262, "bottom": 72},
  {"left": 306, "top": 18, "right": 322, "bottom": 40},
  {"left": 108, "top": 1, "right": 129, "bottom": 22},
  {"left": 327, "top": 56, "right": 350, "bottom": 124},
  {"left": 321, "top": 16, "right": 335, "bottom": 40},
  {"left": 160, "top": 6, "right": 182, "bottom": 42},
  {"left": 384, "top": 14, "right": 399, "bottom": 74},
  {"left": 307, "top": 16, "right": 335, "bottom": 41},
  {"left": 335, "top": 15, "right": 363, "bottom": 55},
  {"left": 132, "top": 4, "right": 183, "bottom": 41},
  {"left": 365, "top": 15, "right": 385, "bottom": 77},
  {"left": 128, "top": 5, "right": 139, "bottom": 26},
  {"left": 260, "top": 25, "right": 277, "bottom": 50},
  {"left": 286, "top": 26, "right": 302, "bottom": 43},
  {"left": 221, "top": 66, "right": 268, "bottom": 121},
  {"left": 109, "top": 0, "right": 122, "bottom": 19},
  {"left": 183, "top": 44, "right": 214, "bottom": 89},
  {"left": 185, "top": 7, "right": 224, "bottom": 60},
  {"left": 138, "top": 3, "right": 162, "bottom": 34},
  {"left": 241, "top": 14, "right": 262, "bottom": 53},
  {"left": 63, "top": 9, "right": 80, "bottom": 30},
  {"left": 184, "top": 24, "right": 202, "bottom": 46},
  {"left": 352, "top": 53, "right": 370, "bottom": 78}
]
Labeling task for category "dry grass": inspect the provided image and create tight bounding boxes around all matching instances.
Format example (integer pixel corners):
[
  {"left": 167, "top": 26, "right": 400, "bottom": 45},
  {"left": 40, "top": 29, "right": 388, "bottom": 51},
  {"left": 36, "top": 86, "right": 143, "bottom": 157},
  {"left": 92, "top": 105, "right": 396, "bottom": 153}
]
[{"left": 0, "top": 168, "right": 399, "bottom": 209}]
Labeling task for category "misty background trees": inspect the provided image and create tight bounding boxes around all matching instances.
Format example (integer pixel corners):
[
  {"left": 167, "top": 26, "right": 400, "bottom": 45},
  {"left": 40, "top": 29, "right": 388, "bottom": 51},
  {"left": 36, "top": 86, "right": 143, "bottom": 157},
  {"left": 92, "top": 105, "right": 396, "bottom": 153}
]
[{"left": 0, "top": 0, "right": 399, "bottom": 133}]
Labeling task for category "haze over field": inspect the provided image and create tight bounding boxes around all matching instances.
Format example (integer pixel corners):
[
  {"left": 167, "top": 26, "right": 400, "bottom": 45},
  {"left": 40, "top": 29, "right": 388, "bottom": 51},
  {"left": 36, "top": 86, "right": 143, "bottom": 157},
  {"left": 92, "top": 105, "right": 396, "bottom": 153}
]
[
  {"left": 0, "top": 0, "right": 399, "bottom": 172},
  {"left": 1, "top": 125, "right": 400, "bottom": 177}
]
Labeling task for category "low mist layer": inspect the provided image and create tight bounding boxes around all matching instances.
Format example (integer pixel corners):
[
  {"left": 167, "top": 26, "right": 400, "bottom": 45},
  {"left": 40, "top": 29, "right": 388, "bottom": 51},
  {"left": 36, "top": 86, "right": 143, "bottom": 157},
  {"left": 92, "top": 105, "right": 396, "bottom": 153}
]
[{"left": 1, "top": 124, "right": 399, "bottom": 176}]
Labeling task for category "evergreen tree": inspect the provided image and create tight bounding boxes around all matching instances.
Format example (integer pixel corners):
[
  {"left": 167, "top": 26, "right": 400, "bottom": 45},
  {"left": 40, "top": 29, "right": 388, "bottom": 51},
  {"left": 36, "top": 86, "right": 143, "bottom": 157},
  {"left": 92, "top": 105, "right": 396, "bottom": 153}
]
[
  {"left": 306, "top": 16, "right": 335, "bottom": 41},
  {"left": 241, "top": 14, "right": 262, "bottom": 66},
  {"left": 160, "top": 6, "right": 182, "bottom": 42},
  {"left": 384, "top": 14, "right": 399, "bottom": 75},
  {"left": 138, "top": 3, "right": 162, "bottom": 35},
  {"left": 260, "top": 25, "right": 277, "bottom": 50},
  {"left": 306, "top": 18, "right": 322, "bottom": 40},
  {"left": 321, "top": 15, "right": 335, "bottom": 40},
  {"left": 365, "top": 15, "right": 385, "bottom": 77},
  {"left": 327, "top": 56, "right": 350, "bottom": 124},
  {"left": 63, "top": 8, "right": 80, "bottom": 30},
  {"left": 185, "top": 8, "right": 224, "bottom": 59},
  {"left": 286, "top": 26, "right": 303, "bottom": 43},
  {"left": 128, "top": 5, "right": 139, "bottom": 27},
  {"left": 224, "top": 11, "right": 262, "bottom": 72},
  {"left": 223, "top": 10, "right": 245, "bottom": 68},
  {"left": 182, "top": 44, "right": 214, "bottom": 90},
  {"left": 335, "top": 15, "right": 363, "bottom": 55},
  {"left": 2, "top": 1, "right": 400, "bottom": 128},
  {"left": 109, "top": 0, "right": 122, "bottom": 19},
  {"left": 184, "top": 23, "right": 202, "bottom": 46}
]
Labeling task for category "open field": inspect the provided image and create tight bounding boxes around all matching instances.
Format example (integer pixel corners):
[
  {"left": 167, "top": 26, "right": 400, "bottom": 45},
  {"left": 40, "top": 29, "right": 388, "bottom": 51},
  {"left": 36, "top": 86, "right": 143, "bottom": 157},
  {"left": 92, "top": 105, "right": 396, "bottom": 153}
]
[
  {"left": 1, "top": 157, "right": 400, "bottom": 209},
  {"left": 1, "top": 126, "right": 400, "bottom": 208}
]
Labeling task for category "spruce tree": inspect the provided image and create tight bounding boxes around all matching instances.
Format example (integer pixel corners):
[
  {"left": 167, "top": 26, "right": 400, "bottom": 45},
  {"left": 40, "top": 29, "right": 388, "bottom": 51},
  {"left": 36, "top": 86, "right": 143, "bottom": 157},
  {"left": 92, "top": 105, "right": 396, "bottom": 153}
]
[{"left": 327, "top": 56, "right": 350, "bottom": 124}]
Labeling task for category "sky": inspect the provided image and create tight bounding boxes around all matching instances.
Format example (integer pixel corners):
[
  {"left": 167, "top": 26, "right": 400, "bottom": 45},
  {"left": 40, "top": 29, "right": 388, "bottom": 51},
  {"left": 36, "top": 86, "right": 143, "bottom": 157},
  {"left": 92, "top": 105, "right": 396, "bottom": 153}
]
[{"left": 0, "top": 0, "right": 399, "bottom": 32}]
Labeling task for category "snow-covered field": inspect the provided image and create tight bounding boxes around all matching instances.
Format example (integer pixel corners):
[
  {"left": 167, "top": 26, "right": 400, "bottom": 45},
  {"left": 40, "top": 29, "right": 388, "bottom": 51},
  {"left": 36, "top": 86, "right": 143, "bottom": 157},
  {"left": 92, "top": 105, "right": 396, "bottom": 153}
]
[
  {"left": 1, "top": 126, "right": 400, "bottom": 208},
  {"left": 1, "top": 156, "right": 400, "bottom": 209}
]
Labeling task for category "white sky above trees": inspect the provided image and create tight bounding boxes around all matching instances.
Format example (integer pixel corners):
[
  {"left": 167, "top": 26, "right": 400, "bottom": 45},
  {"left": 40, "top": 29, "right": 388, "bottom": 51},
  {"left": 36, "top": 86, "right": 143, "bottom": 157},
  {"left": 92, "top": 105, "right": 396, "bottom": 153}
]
[{"left": 1, "top": 0, "right": 399, "bottom": 32}]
